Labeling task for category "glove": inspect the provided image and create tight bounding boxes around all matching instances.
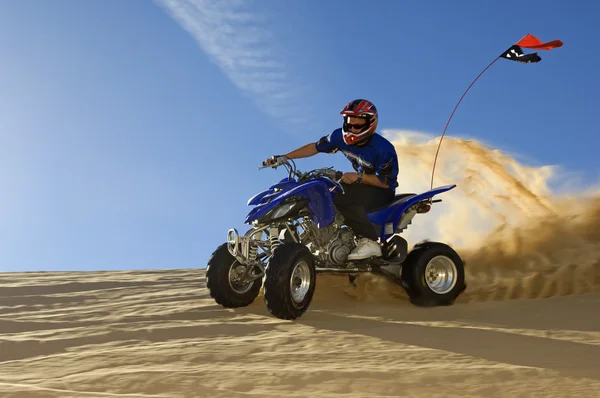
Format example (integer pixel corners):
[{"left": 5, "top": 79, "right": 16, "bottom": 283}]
[{"left": 263, "top": 155, "right": 287, "bottom": 167}]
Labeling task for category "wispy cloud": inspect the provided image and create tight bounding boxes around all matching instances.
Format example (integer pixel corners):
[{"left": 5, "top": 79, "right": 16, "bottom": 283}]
[{"left": 155, "top": 0, "right": 307, "bottom": 131}]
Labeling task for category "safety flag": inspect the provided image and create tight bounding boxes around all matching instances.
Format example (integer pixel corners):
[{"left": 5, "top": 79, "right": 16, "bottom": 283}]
[{"left": 499, "top": 34, "right": 563, "bottom": 64}]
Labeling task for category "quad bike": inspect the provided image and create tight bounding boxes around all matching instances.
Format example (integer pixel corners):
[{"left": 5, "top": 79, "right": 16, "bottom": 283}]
[{"left": 206, "top": 157, "right": 466, "bottom": 320}]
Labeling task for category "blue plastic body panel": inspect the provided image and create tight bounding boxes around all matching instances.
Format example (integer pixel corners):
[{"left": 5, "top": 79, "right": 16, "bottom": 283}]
[
  {"left": 244, "top": 171, "right": 456, "bottom": 241},
  {"left": 245, "top": 177, "right": 342, "bottom": 228}
]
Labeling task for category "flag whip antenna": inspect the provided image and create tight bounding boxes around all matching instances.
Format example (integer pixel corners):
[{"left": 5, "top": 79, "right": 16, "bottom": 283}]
[
  {"left": 429, "top": 56, "right": 500, "bottom": 190},
  {"left": 429, "top": 33, "right": 562, "bottom": 190}
]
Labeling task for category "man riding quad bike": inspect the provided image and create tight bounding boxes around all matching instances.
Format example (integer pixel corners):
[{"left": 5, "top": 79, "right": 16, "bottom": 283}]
[{"left": 206, "top": 99, "right": 466, "bottom": 320}]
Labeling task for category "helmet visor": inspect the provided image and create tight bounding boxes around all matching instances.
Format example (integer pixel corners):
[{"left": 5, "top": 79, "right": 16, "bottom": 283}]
[{"left": 343, "top": 116, "right": 370, "bottom": 134}]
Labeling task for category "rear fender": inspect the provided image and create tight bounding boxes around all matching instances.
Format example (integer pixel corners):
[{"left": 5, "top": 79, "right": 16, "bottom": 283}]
[{"left": 370, "top": 184, "right": 457, "bottom": 239}]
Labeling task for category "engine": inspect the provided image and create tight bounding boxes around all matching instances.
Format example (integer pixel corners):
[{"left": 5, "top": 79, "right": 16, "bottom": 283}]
[
  {"left": 298, "top": 214, "right": 355, "bottom": 266},
  {"left": 325, "top": 228, "right": 355, "bottom": 265}
]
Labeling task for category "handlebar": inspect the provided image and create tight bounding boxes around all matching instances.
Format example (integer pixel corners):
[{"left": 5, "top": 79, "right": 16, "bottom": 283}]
[{"left": 259, "top": 156, "right": 344, "bottom": 184}]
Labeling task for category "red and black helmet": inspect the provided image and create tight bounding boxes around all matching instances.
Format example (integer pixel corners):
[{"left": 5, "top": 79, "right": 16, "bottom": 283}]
[{"left": 340, "top": 99, "right": 378, "bottom": 145}]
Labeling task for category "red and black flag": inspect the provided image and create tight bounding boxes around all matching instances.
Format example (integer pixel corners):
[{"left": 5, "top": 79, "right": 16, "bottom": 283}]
[{"left": 499, "top": 34, "right": 563, "bottom": 63}]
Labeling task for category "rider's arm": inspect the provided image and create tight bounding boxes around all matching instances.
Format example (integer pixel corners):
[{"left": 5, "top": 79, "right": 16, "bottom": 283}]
[
  {"left": 315, "top": 130, "right": 341, "bottom": 154},
  {"left": 284, "top": 143, "right": 318, "bottom": 159},
  {"left": 360, "top": 173, "right": 390, "bottom": 189},
  {"left": 373, "top": 149, "right": 399, "bottom": 188},
  {"left": 284, "top": 129, "right": 342, "bottom": 159}
]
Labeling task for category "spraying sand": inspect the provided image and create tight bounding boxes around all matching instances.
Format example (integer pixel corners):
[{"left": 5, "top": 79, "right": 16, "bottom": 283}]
[
  {"left": 1, "top": 132, "right": 599, "bottom": 397},
  {"left": 385, "top": 130, "right": 600, "bottom": 302}
]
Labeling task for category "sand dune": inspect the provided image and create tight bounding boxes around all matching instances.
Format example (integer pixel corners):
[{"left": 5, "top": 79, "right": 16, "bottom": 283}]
[{"left": 1, "top": 268, "right": 600, "bottom": 398}]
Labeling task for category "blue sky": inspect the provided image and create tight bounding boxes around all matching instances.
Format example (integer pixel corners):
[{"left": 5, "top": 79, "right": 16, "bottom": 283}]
[{"left": 1, "top": 0, "right": 598, "bottom": 272}]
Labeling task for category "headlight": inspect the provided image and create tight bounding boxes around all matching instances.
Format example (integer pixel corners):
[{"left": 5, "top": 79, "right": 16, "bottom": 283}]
[
  {"left": 271, "top": 202, "right": 296, "bottom": 219},
  {"left": 262, "top": 198, "right": 310, "bottom": 223}
]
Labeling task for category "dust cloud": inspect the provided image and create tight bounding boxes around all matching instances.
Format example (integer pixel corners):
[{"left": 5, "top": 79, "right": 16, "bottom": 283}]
[{"left": 327, "top": 130, "right": 600, "bottom": 303}]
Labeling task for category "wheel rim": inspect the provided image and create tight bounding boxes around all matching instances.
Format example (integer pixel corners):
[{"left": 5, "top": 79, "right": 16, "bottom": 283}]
[
  {"left": 424, "top": 255, "right": 457, "bottom": 294},
  {"left": 290, "top": 259, "right": 312, "bottom": 305},
  {"left": 228, "top": 261, "right": 254, "bottom": 294}
]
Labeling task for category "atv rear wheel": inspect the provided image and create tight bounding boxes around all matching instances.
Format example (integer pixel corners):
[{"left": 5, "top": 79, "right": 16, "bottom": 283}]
[
  {"left": 401, "top": 242, "right": 466, "bottom": 306},
  {"left": 263, "top": 243, "right": 316, "bottom": 320},
  {"left": 206, "top": 243, "right": 262, "bottom": 308}
]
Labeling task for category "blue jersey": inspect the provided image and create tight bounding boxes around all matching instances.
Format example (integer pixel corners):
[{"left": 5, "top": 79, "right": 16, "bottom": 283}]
[{"left": 315, "top": 128, "right": 399, "bottom": 190}]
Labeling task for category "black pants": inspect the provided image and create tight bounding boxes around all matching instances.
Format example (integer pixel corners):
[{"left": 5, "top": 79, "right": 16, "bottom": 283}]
[{"left": 333, "top": 183, "right": 395, "bottom": 241}]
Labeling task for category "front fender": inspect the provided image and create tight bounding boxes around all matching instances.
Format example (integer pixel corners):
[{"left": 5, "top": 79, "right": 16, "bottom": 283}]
[
  {"left": 247, "top": 189, "right": 272, "bottom": 206},
  {"left": 245, "top": 178, "right": 339, "bottom": 227},
  {"left": 247, "top": 178, "right": 298, "bottom": 206}
]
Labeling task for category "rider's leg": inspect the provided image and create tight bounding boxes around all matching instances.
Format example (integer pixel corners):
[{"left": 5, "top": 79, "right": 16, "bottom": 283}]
[{"left": 333, "top": 183, "right": 395, "bottom": 260}]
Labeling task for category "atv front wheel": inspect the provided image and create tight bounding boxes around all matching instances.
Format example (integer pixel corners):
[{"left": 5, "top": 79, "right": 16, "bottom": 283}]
[
  {"left": 401, "top": 241, "right": 466, "bottom": 306},
  {"left": 206, "top": 243, "right": 262, "bottom": 308},
  {"left": 263, "top": 243, "right": 316, "bottom": 320}
]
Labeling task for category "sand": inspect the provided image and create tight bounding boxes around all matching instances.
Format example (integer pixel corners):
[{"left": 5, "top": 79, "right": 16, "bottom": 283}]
[{"left": 1, "top": 267, "right": 599, "bottom": 398}]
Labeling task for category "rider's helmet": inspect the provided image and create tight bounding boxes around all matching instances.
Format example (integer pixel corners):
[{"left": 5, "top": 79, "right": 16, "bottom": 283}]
[{"left": 340, "top": 99, "right": 378, "bottom": 145}]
